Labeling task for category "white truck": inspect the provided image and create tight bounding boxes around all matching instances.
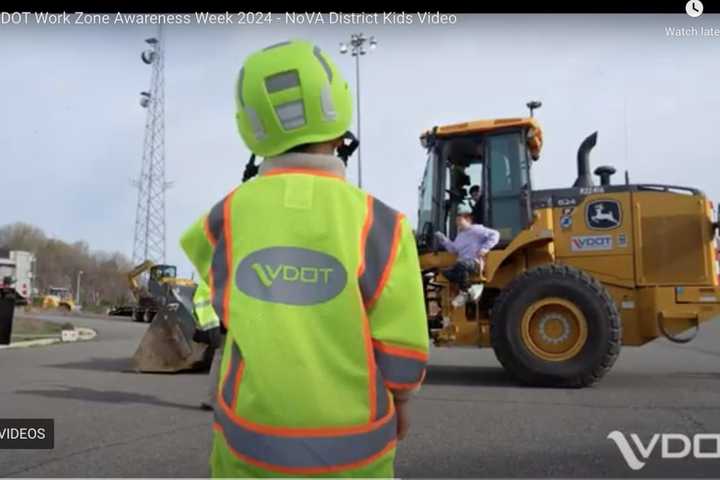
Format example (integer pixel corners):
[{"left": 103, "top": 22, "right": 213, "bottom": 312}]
[{"left": 0, "top": 250, "right": 36, "bottom": 305}]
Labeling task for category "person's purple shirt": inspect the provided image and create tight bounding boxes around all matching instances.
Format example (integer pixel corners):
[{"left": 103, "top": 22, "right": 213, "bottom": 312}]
[{"left": 440, "top": 225, "right": 500, "bottom": 262}]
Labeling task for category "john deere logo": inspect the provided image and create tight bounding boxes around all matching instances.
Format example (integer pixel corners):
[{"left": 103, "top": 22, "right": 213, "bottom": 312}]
[
  {"left": 236, "top": 247, "right": 347, "bottom": 305},
  {"left": 586, "top": 200, "right": 621, "bottom": 230}
]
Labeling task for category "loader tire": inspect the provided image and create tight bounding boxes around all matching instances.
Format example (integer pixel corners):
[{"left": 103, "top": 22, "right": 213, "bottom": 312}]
[{"left": 490, "top": 264, "right": 621, "bottom": 388}]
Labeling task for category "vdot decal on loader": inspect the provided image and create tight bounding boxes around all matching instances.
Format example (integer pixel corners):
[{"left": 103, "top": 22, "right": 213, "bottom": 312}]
[
  {"left": 236, "top": 246, "right": 347, "bottom": 305},
  {"left": 608, "top": 430, "right": 720, "bottom": 471},
  {"left": 571, "top": 235, "right": 613, "bottom": 252}
]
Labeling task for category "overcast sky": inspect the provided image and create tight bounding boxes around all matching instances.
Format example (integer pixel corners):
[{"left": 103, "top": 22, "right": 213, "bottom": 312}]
[{"left": 1, "top": 14, "right": 719, "bottom": 277}]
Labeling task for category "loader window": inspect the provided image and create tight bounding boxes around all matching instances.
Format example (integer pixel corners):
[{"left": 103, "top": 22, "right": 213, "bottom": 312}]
[
  {"left": 487, "top": 132, "right": 531, "bottom": 242},
  {"left": 418, "top": 151, "right": 438, "bottom": 234}
]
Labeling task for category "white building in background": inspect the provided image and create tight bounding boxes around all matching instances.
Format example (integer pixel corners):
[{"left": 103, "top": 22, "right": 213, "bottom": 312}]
[{"left": 0, "top": 250, "right": 36, "bottom": 305}]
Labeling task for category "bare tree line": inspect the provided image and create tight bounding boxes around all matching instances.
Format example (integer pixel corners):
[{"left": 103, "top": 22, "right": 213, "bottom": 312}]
[{"left": 0, "top": 222, "right": 133, "bottom": 307}]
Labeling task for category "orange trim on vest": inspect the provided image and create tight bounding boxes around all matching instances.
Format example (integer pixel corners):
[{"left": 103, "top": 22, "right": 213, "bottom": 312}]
[
  {"left": 203, "top": 215, "right": 217, "bottom": 247},
  {"left": 231, "top": 359, "right": 245, "bottom": 411},
  {"left": 365, "top": 212, "right": 404, "bottom": 310},
  {"left": 217, "top": 389, "right": 396, "bottom": 437},
  {"left": 372, "top": 339, "right": 429, "bottom": 362},
  {"left": 263, "top": 167, "right": 344, "bottom": 180},
  {"left": 221, "top": 194, "right": 234, "bottom": 330},
  {"left": 386, "top": 370, "right": 427, "bottom": 391},
  {"left": 212, "top": 422, "right": 397, "bottom": 475},
  {"left": 357, "top": 195, "right": 374, "bottom": 278},
  {"left": 361, "top": 301, "right": 377, "bottom": 422},
  {"left": 358, "top": 195, "right": 377, "bottom": 421}
]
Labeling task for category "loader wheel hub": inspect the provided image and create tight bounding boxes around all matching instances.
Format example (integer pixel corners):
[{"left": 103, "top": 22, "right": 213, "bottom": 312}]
[{"left": 521, "top": 298, "right": 588, "bottom": 362}]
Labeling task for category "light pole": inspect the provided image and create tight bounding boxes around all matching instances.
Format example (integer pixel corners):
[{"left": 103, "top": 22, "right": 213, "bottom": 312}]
[
  {"left": 339, "top": 33, "right": 378, "bottom": 189},
  {"left": 76, "top": 270, "right": 83, "bottom": 306}
]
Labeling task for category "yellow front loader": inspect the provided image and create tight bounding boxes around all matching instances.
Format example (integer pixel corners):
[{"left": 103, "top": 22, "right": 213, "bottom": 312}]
[
  {"left": 41, "top": 287, "right": 76, "bottom": 312},
  {"left": 128, "top": 261, "right": 213, "bottom": 373},
  {"left": 417, "top": 102, "right": 720, "bottom": 387}
]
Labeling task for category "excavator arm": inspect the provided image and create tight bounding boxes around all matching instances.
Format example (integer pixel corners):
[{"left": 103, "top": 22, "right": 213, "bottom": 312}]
[{"left": 127, "top": 260, "right": 154, "bottom": 301}]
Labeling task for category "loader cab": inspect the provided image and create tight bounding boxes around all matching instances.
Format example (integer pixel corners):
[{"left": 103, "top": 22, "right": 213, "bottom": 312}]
[
  {"left": 150, "top": 265, "right": 177, "bottom": 282},
  {"left": 417, "top": 118, "right": 542, "bottom": 252},
  {"left": 148, "top": 264, "right": 177, "bottom": 297}
]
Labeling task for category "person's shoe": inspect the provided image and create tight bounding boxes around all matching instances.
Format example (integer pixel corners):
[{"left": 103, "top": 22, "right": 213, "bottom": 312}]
[
  {"left": 200, "top": 402, "right": 214, "bottom": 411},
  {"left": 451, "top": 292, "right": 468, "bottom": 308},
  {"left": 468, "top": 284, "right": 484, "bottom": 303}
]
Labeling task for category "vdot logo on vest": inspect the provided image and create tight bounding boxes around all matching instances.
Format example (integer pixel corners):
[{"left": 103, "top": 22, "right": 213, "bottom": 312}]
[
  {"left": 608, "top": 430, "right": 720, "bottom": 470},
  {"left": 236, "top": 246, "right": 347, "bottom": 306}
]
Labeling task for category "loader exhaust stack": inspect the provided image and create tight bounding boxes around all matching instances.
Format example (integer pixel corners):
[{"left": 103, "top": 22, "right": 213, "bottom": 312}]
[{"left": 573, "top": 131, "right": 598, "bottom": 188}]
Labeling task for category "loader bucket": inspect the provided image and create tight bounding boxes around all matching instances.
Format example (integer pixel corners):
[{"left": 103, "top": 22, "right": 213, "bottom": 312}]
[{"left": 131, "top": 284, "right": 213, "bottom": 373}]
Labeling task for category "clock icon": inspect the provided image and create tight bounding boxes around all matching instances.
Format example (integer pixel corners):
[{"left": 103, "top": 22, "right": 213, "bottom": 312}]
[{"left": 686, "top": 0, "right": 704, "bottom": 17}]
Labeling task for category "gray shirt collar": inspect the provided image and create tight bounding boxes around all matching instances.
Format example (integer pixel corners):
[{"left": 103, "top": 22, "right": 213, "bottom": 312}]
[{"left": 258, "top": 153, "right": 346, "bottom": 179}]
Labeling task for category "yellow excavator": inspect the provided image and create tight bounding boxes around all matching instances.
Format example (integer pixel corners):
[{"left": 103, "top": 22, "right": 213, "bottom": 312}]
[
  {"left": 127, "top": 261, "right": 213, "bottom": 373},
  {"left": 416, "top": 101, "right": 720, "bottom": 387}
]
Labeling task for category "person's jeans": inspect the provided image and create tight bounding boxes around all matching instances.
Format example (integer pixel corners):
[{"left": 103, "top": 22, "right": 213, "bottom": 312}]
[{"left": 442, "top": 258, "right": 480, "bottom": 291}]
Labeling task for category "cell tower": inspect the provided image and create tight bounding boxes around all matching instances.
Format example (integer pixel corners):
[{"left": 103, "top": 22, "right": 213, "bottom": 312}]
[{"left": 132, "top": 26, "right": 169, "bottom": 265}]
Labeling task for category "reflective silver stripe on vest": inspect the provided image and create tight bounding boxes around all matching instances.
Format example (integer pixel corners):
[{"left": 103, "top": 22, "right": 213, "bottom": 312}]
[
  {"left": 245, "top": 105, "right": 266, "bottom": 140},
  {"left": 265, "top": 70, "right": 300, "bottom": 93},
  {"left": 374, "top": 346, "right": 426, "bottom": 385},
  {"left": 207, "top": 200, "right": 225, "bottom": 244},
  {"left": 194, "top": 299, "right": 212, "bottom": 309},
  {"left": 275, "top": 100, "right": 306, "bottom": 130},
  {"left": 216, "top": 342, "right": 397, "bottom": 469},
  {"left": 320, "top": 84, "right": 336, "bottom": 121},
  {"left": 374, "top": 368, "right": 389, "bottom": 420},
  {"left": 313, "top": 46, "right": 333, "bottom": 82},
  {"left": 359, "top": 197, "right": 400, "bottom": 308},
  {"left": 222, "top": 341, "right": 242, "bottom": 406},
  {"left": 209, "top": 195, "right": 231, "bottom": 326}
]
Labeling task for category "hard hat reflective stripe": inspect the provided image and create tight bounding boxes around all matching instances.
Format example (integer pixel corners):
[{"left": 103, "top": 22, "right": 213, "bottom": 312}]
[
  {"left": 245, "top": 105, "right": 267, "bottom": 140},
  {"left": 236, "top": 68, "right": 245, "bottom": 107},
  {"left": 373, "top": 341, "right": 427, "bottom": 386},
  {"left": 265, "top": 70, "right": 300, "bottom": 93},
  {"left": 263, "top": 40, "right": 291, "bottom": 51},
  {"left": 359, "top": 196, "right": 403, "bottom": 310},
  {"left": 313, "top": 46, "right": 333, "bottom": 82},
  {"left": 275, "top": 100, "right": 306, "bottom": 130},
  {"left": 320, "top": 84, "right": 337, "bottom": 121}
]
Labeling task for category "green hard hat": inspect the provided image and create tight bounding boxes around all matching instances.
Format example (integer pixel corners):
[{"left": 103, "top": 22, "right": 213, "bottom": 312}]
[
  {"left": 235, "top": 40, "right": 353, "bottom": 158},
  {"left": 457, "top": 203, "right": 473, "bottom": 216}
]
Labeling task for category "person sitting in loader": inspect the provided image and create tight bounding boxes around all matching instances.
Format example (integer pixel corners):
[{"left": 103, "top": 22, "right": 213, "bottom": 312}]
[
  {"left": 469, "top": 184, "right": 483, "bottom": 224},
  {"left": 435, "top": 203, "right": 500, "bottom": 308}
]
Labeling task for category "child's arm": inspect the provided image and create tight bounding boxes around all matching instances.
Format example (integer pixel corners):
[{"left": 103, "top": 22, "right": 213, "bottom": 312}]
[
  {"left": 474, "top": 225, "right": 501, "bottom": 255},
  {"left": 434, "top": 231, "right": 458, "bottom": 254}
]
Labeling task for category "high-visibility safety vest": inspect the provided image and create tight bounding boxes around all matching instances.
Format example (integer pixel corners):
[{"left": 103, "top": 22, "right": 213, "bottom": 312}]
[
  {"left": 193, "top": 279, "right": 220, "bottom": 331},
  {"left": 181, "top": 167, "right": 429, "bottom": 477}
]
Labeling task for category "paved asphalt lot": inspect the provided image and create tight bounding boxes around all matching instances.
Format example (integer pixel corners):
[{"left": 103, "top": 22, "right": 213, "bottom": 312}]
[{"left": 1, "top": 311, "right": 720, "bottom": 478}]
